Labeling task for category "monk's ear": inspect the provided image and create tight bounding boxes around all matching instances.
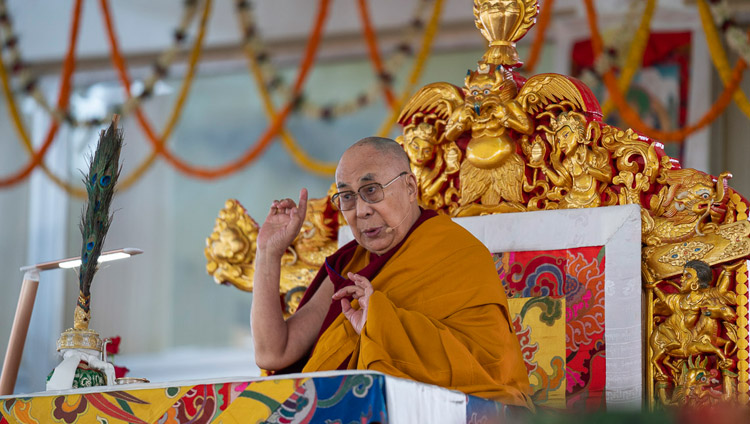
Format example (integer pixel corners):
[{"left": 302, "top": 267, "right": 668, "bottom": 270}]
[{"left": 406, "top": 174, "right": 418, "bottom": 199}]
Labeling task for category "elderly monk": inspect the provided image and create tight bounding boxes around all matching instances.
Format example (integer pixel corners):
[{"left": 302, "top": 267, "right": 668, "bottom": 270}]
[{"left": 252, "top": 137, "right": 531, "bottom": 407}]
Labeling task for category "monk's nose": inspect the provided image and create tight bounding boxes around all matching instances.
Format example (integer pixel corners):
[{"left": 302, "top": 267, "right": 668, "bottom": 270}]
[{"left": 355, "top": 197, "right": 373, "bottom": 218}]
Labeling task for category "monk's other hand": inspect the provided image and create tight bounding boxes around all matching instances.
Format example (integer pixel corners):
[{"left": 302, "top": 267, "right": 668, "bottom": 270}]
[
  {"left": 332, "top": 273, "right": 373, "bottom": 334},
  {"left": 256, "top": 188, "right": 308, "bottom": 258}
]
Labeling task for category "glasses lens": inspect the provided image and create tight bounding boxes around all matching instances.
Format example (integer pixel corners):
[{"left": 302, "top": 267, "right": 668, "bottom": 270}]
[
  {"left": 359, "top": 184, "right": 384, "bottom": 204},
  {"left": 334, "top": 192, "right": 356, "bottom": 211}
]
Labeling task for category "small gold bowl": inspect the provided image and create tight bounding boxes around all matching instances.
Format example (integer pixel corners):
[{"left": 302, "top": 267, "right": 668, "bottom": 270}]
[{"left": 115, "top": 377, "right": 150, "bottom": 385}]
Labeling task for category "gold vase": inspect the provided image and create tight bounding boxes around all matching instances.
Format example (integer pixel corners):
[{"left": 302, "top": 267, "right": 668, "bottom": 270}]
[{"left": 474, "top": 0, "right": 538, "bottom": 66}]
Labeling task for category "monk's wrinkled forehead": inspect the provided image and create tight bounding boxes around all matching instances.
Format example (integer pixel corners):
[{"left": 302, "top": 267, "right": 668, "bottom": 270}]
[
  {"left": 336, "top": 172, "right": 377, "bottom": 189},
  {"left": 335, "top": 146, "right": 389, "bottom": 189},
  {"left": 335, "top": 138, "right": 410, "bottom": 187}
]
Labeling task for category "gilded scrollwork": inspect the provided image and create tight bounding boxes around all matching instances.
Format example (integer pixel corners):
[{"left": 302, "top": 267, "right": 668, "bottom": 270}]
[
  {"left": 599, "top": 126, "right": 660, "bottom": 206},
  {"left": 205, "top": 199, "right": 258, "bottom": 292},
  {"left": 205, "top": 192, "right": 340, "bottom": 315}
]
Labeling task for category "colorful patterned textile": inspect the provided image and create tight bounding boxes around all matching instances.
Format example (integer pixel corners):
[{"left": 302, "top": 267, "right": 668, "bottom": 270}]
[
  {"left": 497, "top": 247, "right": 606, "bottom": 409},
  {"left": 0, "top": 372, "right": 510, "bottom": 423}
]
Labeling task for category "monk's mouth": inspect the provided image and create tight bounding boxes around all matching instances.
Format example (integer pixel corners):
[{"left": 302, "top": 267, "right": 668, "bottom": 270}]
[{"left": 362, "top": 227, "right": 382, "bottom": 238}]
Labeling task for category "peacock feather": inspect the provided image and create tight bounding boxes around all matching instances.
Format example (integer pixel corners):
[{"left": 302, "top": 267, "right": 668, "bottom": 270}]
[{"left": 74, "top": 116, "right": 123, "bottom": 330}]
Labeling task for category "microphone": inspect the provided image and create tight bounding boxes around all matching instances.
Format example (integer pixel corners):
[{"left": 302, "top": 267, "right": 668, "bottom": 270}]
[{"left": 385, "top": 211, "right": 412, "bottom": 234}]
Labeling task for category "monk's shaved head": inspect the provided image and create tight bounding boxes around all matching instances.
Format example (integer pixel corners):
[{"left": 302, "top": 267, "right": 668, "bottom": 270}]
[{"left": 349, "top": 137, "right": 411, "bottom": 172}]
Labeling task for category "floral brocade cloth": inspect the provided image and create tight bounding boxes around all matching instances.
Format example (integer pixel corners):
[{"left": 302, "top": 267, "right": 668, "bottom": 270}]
[
  {"left": 497, "top": 246, "right": 606, "bottom": 410},
  {"left": 1, "top": 373, "right": 511, "bottom": 423}
]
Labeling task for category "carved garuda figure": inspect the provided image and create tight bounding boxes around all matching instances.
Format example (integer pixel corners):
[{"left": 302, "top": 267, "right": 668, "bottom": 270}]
[{"left": 398, "top": 64, "right": 603, "bottom": 216}]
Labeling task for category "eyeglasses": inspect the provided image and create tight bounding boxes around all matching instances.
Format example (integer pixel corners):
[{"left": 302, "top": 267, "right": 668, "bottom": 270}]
[{"left": 331, "top": 172, "right": 408, "bottom": 211}]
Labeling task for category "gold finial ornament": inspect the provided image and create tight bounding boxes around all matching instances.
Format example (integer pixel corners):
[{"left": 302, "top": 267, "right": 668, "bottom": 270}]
[{"left": 473, "top": 0, "right": 539, "bottom": 66}]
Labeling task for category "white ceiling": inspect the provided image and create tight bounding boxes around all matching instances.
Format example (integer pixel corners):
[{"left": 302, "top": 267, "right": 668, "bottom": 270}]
[{"left": 5, "top": 0, "right": 719, "bottom": 65}]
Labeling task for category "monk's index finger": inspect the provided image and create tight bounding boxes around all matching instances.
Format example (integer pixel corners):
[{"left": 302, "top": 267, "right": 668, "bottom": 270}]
[
  {"left": 332, "top": 285, "right": 359, "bottom": 299},
  {"left": 297, "top": 188, "right": 308, "bottom": 218}
]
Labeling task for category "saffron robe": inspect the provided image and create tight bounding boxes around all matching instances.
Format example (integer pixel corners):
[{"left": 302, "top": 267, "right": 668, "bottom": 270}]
[{"left": 300, "top": 214, "right": 532, "bottom": 407}]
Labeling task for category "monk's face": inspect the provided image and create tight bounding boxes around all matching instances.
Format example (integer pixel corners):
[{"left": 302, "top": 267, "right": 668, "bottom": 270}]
[{"left": 335, "top": 145, "right": 418, "bottom": 255}]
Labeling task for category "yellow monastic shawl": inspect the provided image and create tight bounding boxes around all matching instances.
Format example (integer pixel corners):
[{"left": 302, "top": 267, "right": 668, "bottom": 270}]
[{"left": 302, "top": 215, "right": 532, "bottom": 407}]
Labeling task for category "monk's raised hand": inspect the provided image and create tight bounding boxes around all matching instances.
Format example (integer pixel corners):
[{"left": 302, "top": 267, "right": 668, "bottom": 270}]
[
  {"left": 257, "top": 188, "right": 308, "bottom": 258},
  {"left": 332, "top": 272, "right": 373, "bottom": 334}
]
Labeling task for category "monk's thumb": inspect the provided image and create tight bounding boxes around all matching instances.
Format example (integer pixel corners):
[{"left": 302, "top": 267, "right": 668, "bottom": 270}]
[{"left": 341, "top": 299, "right": 351, "bottom": 314}]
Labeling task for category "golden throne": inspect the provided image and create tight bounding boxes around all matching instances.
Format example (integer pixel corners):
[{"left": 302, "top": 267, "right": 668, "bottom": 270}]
[{"left": 205, "top": 0, "right": 750, "bottom": 410}]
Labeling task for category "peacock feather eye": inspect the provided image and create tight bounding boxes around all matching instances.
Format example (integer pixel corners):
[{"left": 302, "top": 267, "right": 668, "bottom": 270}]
[
  {"left": 86, "top": 241, "right": 94, "bottom": 251},
  {"left": 100, "top": 175, "right": 111, "bottom": 187},
  {"left": 90, "top": 173, "right": 98, "bottom": 185},
  {"left": 82, "top": 251, "right": 89, "bottom": 264}
]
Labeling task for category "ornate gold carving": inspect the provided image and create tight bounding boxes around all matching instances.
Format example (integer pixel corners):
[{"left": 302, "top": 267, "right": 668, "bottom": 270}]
[
  {"left": 656, "top": 355, "right": 736, "bottom": 406},
  {"left": 526, "top": 111, "right": 612, "bottom": 209},
  {"left": 516, "top": 74, "right": 589, "bottom": 115},
  {"left": 73, "top": 292, "right": 91, "bottom": 330},
  {"left": 57, "top": 328, "right": 102, "bottom": 352},
  {"left": 600, "top": 126, "right": 660, "bottom": 206},
  {"left": 657, "top": 241, "right": 715, "bottom": 267},
  {"left": 396, "top": 51, "right": 749, "bottom": 407},
  {"left": 647, "top": 260, "right": 743, "bottom": 405},
  {"left": 205, "top": 193, "right": 340, "bottom": 315},
  {"left": 736, "top": 260, "right": 749, "bottom": 404},
  {"left": 396, "top": 113, "right": 460, "bottom": 210},
  {"left": 473, "top": 0, "right": 539, "bottom": 66},
  {"left": 452, "top": 67, "right": 531, "bottom": 215},
  {"left": 643, "top": 170, "right": 732, "bottom": 247},
  {"left": 400, "top": 64, "right": 599, "bottom": 216},
  {"left": 205, "top": 199, "right": 258, "bottom": 292}
]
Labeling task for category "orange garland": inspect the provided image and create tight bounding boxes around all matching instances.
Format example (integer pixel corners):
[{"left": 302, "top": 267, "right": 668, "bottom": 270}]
[
  {"left": 0, "top": 0, "right": 81, "bottom": 186},
  {"left": 103, "top": 0, "right": 330, "bottom": 179},
  {"left": 356, "top": 0, "right": 396, "bottom": 109},
  {"left": 583, "top": 0, "right": 746, "bottom": 142},
  {"left": 99, "top": 0, "right": 208, "bottom": 184},
  {"left": 523, "top": 0, "right": 553, "bottom": 73}
]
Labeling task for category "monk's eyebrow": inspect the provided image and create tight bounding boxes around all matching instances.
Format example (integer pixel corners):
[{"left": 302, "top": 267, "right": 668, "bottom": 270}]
[
  {"left": 359, "top": 173, "right": 376, "bottom": 183},
  {"left": 337, "top": 173, "right": 376, "bottom": 189}
]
